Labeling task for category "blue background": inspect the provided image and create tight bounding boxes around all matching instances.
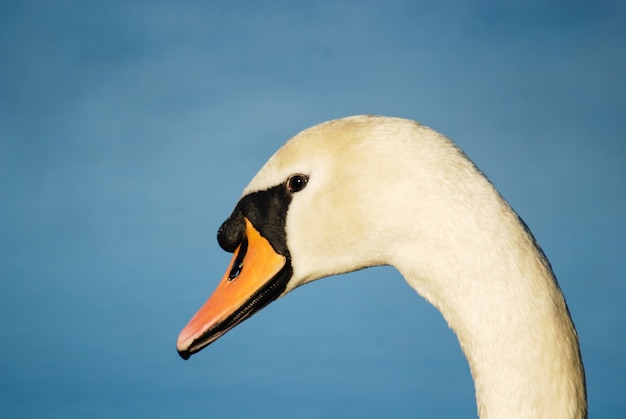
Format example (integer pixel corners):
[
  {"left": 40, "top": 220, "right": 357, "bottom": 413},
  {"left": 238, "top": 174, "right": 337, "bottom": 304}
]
[{"left": 1, "top": 1, "right": 624, "bottom": 417}]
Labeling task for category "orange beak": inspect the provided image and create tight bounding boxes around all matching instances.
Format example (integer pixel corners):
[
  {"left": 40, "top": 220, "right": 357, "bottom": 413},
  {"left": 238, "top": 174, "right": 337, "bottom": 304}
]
[{"left": 177, "top": 218, "right": 288, "bottom": 359}]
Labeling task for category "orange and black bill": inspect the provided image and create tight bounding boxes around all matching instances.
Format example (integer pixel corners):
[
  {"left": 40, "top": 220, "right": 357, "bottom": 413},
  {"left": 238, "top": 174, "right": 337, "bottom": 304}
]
[{"left": 176, "top": 218, "right": 291, "bottom": 359}]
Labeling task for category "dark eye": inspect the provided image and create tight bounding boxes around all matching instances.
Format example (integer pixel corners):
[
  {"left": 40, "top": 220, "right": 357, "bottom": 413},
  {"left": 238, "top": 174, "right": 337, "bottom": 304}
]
[{"left": 287, "top": 174, "right": 309, "bottom": 193}]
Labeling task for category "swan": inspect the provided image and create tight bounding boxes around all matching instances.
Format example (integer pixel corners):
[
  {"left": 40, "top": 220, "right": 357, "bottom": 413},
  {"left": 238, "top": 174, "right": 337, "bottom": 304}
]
[{"left": 176, "top": 115, "right": 587, "bottom": 418}]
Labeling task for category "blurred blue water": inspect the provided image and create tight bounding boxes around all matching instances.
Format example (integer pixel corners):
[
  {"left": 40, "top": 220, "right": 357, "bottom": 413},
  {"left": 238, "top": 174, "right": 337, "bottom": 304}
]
[{"left": 1, "top": 1, "right": 625, "bottom": 417}]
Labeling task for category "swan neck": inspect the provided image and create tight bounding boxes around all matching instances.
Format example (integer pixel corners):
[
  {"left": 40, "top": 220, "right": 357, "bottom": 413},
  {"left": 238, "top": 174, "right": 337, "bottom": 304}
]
[{"left": 396, "top": 228, "right": 587, "bottom": 418}]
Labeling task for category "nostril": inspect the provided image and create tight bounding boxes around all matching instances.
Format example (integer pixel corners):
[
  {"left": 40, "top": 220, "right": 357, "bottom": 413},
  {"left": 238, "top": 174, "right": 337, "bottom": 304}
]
[
  {"left": 228, "top": 237, "right": 248, "bottom": 281},
  {"left": 229, "top": 262, "right": 243, "bottom": 280}
]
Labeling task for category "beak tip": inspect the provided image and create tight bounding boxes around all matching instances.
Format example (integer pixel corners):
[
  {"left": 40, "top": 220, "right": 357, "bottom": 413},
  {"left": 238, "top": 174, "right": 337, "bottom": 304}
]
[
  {"left": 176, "top": 331, "right": 194, "bottom": 360},
  {"left": 177, "top": 348, "right": 191, "bottom": 360}
]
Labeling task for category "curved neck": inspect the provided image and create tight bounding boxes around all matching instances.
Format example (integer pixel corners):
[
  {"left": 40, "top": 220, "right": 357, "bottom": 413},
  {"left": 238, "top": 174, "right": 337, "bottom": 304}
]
[{"left": 394, "top": 213, "right": 587, "bottom": 418}]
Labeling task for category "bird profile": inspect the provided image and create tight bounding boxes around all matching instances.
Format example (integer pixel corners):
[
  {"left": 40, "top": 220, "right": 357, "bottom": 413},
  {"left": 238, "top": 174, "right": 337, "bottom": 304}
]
[{"left": 177, "top": 115, "right": 587, "bottom": 418}]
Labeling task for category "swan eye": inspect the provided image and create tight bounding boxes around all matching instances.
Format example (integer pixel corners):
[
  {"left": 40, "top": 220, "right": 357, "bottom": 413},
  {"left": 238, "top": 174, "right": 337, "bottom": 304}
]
[{"left": 286, "top": 174, "right": 309, "bottom": 193}]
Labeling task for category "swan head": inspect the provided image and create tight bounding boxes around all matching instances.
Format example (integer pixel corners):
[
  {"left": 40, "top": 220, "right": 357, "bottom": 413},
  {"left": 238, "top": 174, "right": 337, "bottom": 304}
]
[
  {"left": 176, "top": 115, "right": 587, "bottom": 417},
  {"left": 177, "top": 115, "right": 481, "bottom": 359}
]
